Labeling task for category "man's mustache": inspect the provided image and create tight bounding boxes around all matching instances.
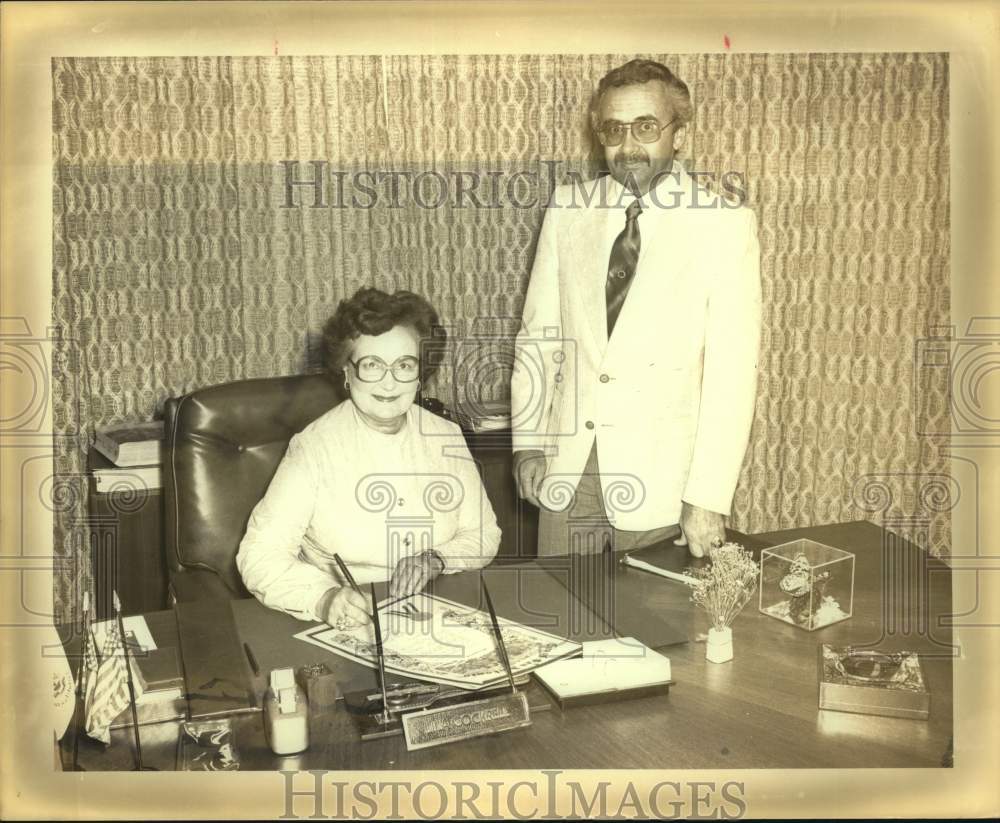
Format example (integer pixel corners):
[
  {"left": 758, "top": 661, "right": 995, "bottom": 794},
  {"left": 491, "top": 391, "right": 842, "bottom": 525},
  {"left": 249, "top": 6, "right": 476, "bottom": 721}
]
[{"left": 614, "top": 150, "right": 649, "bottom": 165}]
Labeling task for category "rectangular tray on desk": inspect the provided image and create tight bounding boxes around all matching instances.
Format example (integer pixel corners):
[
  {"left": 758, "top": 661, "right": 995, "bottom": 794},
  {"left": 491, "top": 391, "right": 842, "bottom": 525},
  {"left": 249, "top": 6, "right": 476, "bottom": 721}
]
[{"left": 818, "top": 645, "right": 930, "bottom": 720}]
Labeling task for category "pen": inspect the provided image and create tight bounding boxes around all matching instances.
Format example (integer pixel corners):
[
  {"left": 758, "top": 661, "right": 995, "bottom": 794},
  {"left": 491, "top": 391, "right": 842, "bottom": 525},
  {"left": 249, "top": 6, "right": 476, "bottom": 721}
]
[
  {"left": 243, "top": 642, "right": 260, "bottom": 677},
  {"left": 115, "top": 593, "right": 148, "bottom": 770},
  {"left": 333, "top": 553, "right": 363, "bottom": 596},
  {"left": 369, "top": 583, "right": 391, "bottom": 723},
  {"left": 480, "top": 573, "right": 517, "bottom": 694},
  {"left": 620, "top": 554, "right": 700, "bottom": 586}
]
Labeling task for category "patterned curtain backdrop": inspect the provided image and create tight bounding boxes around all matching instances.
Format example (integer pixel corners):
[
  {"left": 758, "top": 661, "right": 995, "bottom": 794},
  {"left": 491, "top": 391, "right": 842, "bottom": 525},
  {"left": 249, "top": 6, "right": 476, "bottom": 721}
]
[{"left": 51, "top": 53, "right": 949, "bottom": 622}]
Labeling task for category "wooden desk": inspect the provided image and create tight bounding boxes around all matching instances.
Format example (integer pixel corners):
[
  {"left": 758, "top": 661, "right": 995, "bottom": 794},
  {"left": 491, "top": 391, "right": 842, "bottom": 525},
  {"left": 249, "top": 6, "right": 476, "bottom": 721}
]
[{"left": 63, "top": 521, "right": 953, "bottom": 770}]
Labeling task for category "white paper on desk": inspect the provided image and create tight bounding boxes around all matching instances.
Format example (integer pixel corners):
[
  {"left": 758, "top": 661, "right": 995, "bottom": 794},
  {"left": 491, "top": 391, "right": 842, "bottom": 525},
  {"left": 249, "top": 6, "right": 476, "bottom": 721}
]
[
  {"left": 294, "top": 592, "right": 581, "bottom": 690},
  {"left": 90, "top": 615, "right": 157, "bottom": 653},
  {"left": 533, "top": 637, "right": 672, "bottom": 699}
]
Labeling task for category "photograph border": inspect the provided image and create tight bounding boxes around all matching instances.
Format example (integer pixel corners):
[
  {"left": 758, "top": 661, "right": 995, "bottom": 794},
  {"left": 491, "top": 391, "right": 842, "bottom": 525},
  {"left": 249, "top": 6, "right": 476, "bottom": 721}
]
[{"left": 2, "top": 1, "right": 998, "bottom": 818}]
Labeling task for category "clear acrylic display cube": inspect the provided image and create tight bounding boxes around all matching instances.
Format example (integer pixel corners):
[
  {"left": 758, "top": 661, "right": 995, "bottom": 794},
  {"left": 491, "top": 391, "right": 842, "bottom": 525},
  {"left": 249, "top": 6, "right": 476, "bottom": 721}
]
[{"left": 758, "top": 539, "right": 854, "bottom": 630}]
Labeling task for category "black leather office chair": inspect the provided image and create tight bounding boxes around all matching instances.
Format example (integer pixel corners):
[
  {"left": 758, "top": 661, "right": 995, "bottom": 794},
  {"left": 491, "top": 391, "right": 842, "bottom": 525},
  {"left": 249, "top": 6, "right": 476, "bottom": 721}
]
[{"left": 163, "top": 373, "right": 342, "bottom": 603}]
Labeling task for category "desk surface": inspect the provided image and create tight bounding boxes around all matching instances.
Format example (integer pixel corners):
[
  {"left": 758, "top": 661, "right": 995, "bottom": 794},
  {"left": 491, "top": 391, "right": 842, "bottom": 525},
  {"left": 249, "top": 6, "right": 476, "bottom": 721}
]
[{"left": 65, "top": 521, "right": 953, "bottom": 770}]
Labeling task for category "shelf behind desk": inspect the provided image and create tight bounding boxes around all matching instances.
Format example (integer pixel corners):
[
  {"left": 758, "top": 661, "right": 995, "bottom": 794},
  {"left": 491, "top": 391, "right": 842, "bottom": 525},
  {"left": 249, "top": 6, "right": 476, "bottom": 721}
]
[{"left": 87, "top": 449, "right": 167, "bottom": 619}]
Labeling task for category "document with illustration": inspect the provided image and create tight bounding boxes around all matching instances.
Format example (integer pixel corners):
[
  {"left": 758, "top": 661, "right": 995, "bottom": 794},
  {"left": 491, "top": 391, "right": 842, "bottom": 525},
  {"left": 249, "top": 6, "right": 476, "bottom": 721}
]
[{"left": 294, "top": 592, "right": 581, "bottom": 690}]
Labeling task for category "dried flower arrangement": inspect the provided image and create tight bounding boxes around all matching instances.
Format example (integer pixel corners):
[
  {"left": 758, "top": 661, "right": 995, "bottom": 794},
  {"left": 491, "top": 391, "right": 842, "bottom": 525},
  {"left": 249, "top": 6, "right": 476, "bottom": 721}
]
[{"left": 687, "top": 542, "right": 759, "bottom": 662}]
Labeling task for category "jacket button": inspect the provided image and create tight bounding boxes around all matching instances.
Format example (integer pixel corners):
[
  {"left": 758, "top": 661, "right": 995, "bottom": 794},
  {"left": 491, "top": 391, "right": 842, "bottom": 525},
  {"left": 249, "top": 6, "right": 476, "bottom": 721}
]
[
  {"left": 585, "top": 421, "right": 595, "bottom": 430},
  {"left": 599, "top": 374, "right": 610, "bottom": 383}
]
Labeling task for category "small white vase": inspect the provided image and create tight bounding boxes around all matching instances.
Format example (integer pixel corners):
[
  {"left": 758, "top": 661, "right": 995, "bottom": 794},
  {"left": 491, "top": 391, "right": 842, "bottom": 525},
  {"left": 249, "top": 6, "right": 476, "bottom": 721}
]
[{"left": 706, "top": 626, "right": 734, "bottom": 663}]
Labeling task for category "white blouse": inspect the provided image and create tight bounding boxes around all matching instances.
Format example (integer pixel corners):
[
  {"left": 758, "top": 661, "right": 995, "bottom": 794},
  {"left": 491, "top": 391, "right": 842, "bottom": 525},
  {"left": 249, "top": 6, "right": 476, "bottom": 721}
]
[{"left": 236, "top": 400, "right": 501, "bottom": 621}]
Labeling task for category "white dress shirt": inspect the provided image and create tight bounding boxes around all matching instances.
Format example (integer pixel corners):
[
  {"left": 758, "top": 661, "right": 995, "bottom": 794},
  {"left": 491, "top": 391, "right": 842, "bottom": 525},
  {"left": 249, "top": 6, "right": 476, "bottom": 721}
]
[{"left": 236, "top": 400, "right": 501, "bottom": 621}]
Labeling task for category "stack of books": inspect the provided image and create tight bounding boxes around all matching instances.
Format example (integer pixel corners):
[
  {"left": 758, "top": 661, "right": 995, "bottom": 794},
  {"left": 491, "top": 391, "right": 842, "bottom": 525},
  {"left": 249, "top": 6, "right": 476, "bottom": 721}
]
[
  {"left": 91, "top": 420, "right": 164, "bottom": 493},
  {"left": 111, "top": 646, "right": 187, "bottom": 729}
]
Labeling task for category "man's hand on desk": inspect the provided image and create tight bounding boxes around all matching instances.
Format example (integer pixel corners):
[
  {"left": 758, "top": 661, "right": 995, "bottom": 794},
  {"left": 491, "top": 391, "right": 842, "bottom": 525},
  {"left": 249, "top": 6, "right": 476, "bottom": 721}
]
[
  {"left": 674, "top": 501, "right": 726, "bottom": 558},
  {"left": 389, "top": 550, "right": 445, "bottom": 599},
  {"left": 513, "top": 449, "right": 547, "bottom": 507},
  {"left": 316, "top": 586, "right": 371, "bottom": 628}
]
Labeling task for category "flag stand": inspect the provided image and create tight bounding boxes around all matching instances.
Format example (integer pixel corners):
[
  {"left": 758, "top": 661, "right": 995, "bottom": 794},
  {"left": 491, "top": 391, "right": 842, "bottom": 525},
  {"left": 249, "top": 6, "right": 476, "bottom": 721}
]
[
  {"left": 69, "top": 593, "right": 92, "bottom": 771},
  {"left": 115, "top": 593, "right": 157, "bottom": 771}
]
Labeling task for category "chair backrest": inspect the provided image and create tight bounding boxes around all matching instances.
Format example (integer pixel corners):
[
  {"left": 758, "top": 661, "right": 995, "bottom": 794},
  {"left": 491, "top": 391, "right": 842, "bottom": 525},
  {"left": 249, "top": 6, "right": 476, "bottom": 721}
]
[{"left": 163, "top": 373, "right": 342, "bottom": 596}]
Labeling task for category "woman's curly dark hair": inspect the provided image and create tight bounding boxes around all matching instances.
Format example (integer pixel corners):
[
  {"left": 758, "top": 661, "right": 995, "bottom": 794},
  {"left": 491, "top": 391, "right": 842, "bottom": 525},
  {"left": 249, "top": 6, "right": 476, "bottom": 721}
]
[{"left": 323, "top": 287, "right": 446, "bottom": 383}]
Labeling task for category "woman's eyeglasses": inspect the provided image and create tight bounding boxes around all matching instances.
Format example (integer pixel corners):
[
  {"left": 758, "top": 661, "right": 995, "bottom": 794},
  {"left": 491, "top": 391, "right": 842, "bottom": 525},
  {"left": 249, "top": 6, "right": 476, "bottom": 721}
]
[{"left": 348, "top": 355, "right": 421, "bottom": 383}]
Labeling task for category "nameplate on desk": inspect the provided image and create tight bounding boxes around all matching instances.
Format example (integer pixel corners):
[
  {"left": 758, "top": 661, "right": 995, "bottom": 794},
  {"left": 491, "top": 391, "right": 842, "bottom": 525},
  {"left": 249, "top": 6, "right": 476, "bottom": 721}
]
[{"left": 402, "top": 692, "right": 531, "bottom": 751}]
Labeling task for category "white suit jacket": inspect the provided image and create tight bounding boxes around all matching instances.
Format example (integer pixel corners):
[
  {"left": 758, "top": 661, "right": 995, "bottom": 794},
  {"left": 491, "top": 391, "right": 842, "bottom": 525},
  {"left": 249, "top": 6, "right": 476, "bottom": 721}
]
[{"left": 510, "top": 166, "right": 761, "bottom": 531}]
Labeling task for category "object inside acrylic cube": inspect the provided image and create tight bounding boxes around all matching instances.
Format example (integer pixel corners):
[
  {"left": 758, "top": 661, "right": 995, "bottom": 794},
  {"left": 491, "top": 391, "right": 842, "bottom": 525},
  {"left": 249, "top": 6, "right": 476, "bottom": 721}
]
[{"left": 758, "top": 539, "right": 855, "bottom": 630}]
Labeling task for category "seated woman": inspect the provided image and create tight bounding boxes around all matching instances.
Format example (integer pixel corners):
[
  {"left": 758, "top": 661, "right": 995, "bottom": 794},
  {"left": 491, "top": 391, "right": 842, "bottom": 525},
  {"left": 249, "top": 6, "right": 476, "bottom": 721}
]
[{"left": 236, "top": 287, "right": 501, "bottom": 628}]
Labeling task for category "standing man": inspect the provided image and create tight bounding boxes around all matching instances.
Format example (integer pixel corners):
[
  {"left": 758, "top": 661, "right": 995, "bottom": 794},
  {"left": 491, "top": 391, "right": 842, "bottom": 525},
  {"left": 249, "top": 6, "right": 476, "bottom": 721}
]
[{"left": 511, "top": 59, "right": 761, "bottom": 557}]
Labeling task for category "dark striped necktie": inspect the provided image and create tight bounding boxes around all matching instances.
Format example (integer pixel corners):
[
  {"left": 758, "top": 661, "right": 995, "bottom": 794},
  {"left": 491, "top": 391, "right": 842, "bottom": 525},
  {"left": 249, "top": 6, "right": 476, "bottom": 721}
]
[{"left": 605, "top": 199, "right": 642, "bottom": 338}]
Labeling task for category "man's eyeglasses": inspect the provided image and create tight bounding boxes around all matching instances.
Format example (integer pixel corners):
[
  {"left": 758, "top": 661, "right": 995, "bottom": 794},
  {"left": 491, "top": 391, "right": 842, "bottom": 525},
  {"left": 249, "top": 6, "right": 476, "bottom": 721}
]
[
  {"left": 596, "top": 117, "right": 679, "bottom": 147},
  {"left": 348, "top": 355, "right": 421, "bottom": 383}
]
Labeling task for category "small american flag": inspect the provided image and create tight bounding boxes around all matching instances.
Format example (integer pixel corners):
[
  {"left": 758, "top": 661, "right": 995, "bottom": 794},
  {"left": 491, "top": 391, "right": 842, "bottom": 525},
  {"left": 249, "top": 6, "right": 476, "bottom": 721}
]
[{"left": 83, "top": 617, "right": 144, "bottom": 745}]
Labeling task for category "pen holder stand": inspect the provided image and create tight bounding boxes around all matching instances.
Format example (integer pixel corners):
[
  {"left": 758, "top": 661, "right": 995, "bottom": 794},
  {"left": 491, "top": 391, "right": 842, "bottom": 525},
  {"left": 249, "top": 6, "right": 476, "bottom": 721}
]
[{"left": 705, "top": 627, "right": 734, "bottom": 664}]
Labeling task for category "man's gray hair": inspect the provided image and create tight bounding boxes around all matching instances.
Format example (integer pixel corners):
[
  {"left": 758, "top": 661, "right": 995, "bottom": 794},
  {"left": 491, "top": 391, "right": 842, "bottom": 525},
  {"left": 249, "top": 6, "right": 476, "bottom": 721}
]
[{"left": 589, "top": 59, "right": 693, "bottom": 127}]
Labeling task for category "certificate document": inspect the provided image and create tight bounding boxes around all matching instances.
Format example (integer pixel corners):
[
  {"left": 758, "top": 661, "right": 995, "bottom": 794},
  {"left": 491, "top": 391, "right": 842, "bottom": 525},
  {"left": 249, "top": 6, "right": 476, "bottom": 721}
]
[{"left": 294, "top": 592, "right": 581, "bottom": 690}]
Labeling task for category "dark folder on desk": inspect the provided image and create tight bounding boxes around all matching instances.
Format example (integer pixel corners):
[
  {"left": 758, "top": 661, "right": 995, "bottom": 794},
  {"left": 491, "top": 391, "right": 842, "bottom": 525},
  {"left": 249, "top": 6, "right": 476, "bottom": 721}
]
[
  {"left": 535, "top": 551, "right": 688, "bottom": 649},
  {"left": 175, "top": 600, "right": 259, "bottom": 719}
]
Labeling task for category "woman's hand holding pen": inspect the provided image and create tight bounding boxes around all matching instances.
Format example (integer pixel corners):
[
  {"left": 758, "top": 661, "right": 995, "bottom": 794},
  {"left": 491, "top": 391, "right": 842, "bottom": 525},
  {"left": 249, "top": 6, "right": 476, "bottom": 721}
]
[
  {"left": 322, "top": 552, "right": 373, "bottom": 629},
  {"left": 316, "top": 586, "right": 371, "bottom": 629}
]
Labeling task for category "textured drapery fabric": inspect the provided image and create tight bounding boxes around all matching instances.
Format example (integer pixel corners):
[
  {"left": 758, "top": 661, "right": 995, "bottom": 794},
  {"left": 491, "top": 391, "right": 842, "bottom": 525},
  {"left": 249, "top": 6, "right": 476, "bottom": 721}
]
[{"left": 51, "top": 54, "right": 950, "bottom": 622}]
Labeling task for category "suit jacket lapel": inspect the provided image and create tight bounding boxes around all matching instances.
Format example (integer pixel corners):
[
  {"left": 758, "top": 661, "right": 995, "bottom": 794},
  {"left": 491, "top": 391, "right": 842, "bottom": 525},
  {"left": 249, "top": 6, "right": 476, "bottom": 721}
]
[
  {"left": 564, "top": 189, "right": 611, "bottom": 352},
  {"left": 608, "top": 168, "right": 698, "bottom": 340},
  {"left": 566, "top": 166, "right": 697, "bottom": 354}
]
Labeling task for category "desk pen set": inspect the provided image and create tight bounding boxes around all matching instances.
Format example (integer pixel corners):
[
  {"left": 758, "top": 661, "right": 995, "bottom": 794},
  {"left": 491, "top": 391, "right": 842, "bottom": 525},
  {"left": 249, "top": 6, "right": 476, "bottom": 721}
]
[
  {"left": 334, "top": 578, "right": 534, "bottom": 749},
  {"left": 301, "top": 553, "right": 539, "bottom": 751}
]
